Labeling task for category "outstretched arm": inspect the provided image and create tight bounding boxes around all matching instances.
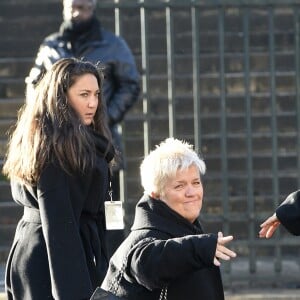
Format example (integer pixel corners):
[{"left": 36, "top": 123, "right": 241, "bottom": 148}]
[{"left": 127, "top": 232, "right": 235, "bottom": 290}]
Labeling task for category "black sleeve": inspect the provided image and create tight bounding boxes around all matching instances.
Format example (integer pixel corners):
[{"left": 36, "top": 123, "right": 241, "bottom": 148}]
[
  {"left": 276, "top": 190, "right": 300, "bottom": 235},
  {"left": 127, "top": 233, "right": 217, "bottom": 290},
  {"left": 37, "top": 164, "right": 93, "bottom": 299},
  {"left": 25, "top": 41, "right": 49, "bottom": 86},
  {"left": 25, "top": 37, "right": 68, "bottom": 86},
  {"left": 106, "top": 37, "right": 140, "bottom": 125}
]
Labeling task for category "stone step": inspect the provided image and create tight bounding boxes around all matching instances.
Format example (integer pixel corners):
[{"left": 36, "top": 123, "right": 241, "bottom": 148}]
[
  {"left": 123, "top": 117, "right": 298, "bottom": 143},
  {"left": 0, "top": 119, "right": 15, "bottom": 137},
  {"left": 0, "top": 3, "right": 297, "bottom": 56},
  {"left": 0, "top": 202, "right": 21, "bottom": 222},
  {"left": 0, "top": 50, "right": 296, "bottom": 83},
  {"left": 0, "top": 69, "right": 296, "bottom": 99},
  {"left": 0, "top": 204, "right": 21, "bottom": 251},
  {"left": 144, "top": 51, "right": 296, "bottom": 77},
  {"left": 123, "top": 154, "right": 299, "bottom": 194},
  {"left": 0, "top": 56, "right": 296, "bottom": 102},
  {"left": 114, "top": 92, "right": 299, "bottom": 123},
  {"left": 1, "top": 104, "right": 297, "bottom": 141},
  {"left": 0, "top": 99, "right": 23, "bottom": 118},
  {"left": 0, "top": 205, "right": 22, "bottom": 255},
  {"left": 0, "top": 183, "right": 11, "bottom": 203},
  {"left": 0, "top": 78, "right": 25, "bottom": 99},
  {"left": 0, "top": 140, "right": 7, "bottom": 160},
  {"left": 0, "top": 2, "right": 60, "bottom": 57},
  {"left": 0, "top": 58, "right": 32, "bottom": 79}
]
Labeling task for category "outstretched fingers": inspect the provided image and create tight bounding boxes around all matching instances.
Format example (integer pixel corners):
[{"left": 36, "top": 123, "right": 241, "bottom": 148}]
[
  {"left": 259, "top": 222, "right": 280, "bottom": 238},
  {"left": 214, "top": 232, "right": 237, "bottom": 266},
  {"left": 216, "top": 243, "right": 237, "bottom": 260},
  {"left": 259, "top": 214, "right": 280, "bottom": 238}
]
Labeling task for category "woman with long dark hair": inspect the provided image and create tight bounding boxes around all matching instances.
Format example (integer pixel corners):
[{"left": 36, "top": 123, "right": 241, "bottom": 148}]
[{"left": 3, "top": 58, "right": 115, "bottom": 300}]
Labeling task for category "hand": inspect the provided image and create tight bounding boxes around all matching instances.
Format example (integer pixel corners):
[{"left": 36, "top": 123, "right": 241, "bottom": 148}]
[
  {"left": 259, "top": 214, "right": 280, "bottom": 238},
  {"left": 213, "top": 232, "right": 237, "bottom": 266}
]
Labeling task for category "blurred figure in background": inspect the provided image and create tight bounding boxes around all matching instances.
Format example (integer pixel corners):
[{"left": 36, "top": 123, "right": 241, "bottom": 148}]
[{"left": 26, "top": 0, "right": 141, "bottom": 254}]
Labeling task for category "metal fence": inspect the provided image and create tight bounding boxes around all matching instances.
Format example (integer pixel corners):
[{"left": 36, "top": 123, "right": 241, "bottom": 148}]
[{"left": 96, "top": 0, "right": 300, "bottom": 286}]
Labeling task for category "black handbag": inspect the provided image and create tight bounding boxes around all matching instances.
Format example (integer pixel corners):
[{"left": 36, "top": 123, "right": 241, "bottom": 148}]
[
  {"left": 90, "top": 287, "right": 123, "bottom": 300},
  {"left": 90, "top": 285, "right": 168, "bottom": 300},
  {"left": 90, "top": 286, "right": 168, "bottom": 300}
]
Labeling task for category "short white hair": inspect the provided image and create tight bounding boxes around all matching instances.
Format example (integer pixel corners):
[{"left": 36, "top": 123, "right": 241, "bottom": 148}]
[
  {"left": 140, "top": 138, "right": 206, "bottom": 196},
  {"left": 63, "top": 0, "right": 97, "bottom": 8}
]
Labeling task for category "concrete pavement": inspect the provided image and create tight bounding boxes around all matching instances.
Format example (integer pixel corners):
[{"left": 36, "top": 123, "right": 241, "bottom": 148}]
[
  {"left": 1, "top": 262, "right": 300, "bottom": 300},
  {"left": 1, "top": 290, "right": 299, "bottom": 300},
  {"left": 225, "top": 289, "right": 300, "bottom": 299},
  {"left": 1, "top": 287, "right": 300, "bottom": 299}
]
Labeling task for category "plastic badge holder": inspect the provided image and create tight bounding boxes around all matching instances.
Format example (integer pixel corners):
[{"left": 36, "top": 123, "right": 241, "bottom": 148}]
[{"left": 104, "top": 201, "right": 124, "bottom": 230}]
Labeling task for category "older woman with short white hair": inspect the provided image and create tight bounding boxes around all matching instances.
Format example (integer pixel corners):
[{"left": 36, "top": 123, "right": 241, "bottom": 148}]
[{"left": 100, "top": 137, "right": 236, "bottom": 300}]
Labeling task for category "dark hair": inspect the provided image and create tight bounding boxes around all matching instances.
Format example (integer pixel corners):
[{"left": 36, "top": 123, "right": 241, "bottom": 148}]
[{"left": 3, "top": 58, "right": 112, "bottom": 184}]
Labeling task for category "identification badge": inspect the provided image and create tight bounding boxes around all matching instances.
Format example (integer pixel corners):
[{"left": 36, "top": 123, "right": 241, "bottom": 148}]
[{"left": 104, "top": 201, "right": 124, "bottom": 230}]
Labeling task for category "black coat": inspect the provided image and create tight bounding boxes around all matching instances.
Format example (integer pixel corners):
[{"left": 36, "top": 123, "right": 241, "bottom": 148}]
[
  {"left": 26, "top": 17, "right": 140, "bottom": 167},
  {"left": 5, "top": 133, "right": 114, "bottom": 300},
  {"left": 276, "top": 190, "right": 300, "bottom": 235},
  {"left": 101, "top": 195, "right": 225, "bottom": 300}
]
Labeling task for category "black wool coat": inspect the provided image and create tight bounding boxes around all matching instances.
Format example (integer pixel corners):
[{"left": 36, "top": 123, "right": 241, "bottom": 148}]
[
  {"left": 5, "top": 133, "right": 114, "bottom": 300},
  {"left": 276, "top": 190, "right": 300, "bottom": 235},
  {"left": 101, "top": 195, "right": 225, "bottom": 300}
]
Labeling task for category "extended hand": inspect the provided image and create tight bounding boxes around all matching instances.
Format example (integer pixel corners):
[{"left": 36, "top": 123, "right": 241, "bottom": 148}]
[
  {"left": 259, "top": 214, "right": 280, "bottom": 238},
  {"left": 213, "top": 232, "right": 237, "bottom": 266}
]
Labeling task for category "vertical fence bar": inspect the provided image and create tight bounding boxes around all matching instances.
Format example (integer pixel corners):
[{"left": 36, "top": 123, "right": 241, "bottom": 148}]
[
  {"left": 191, "top": 4, "right": 202, "bottom": 153},
  {"left": 293, "top": 4, "right": 300, "bottom": 275},
  {"left": 166, "top": 5, "right": 176, "bottom": 137},
  {"left": 218, "top": 6, "right": 230, "bottom": 273},
  {"left": 114, "top": 0, "right": 121, "bottom": 36},
  {"left": 295, "top": 7, "right": 300, "bottom": 188},
  {"left": 113, "top": 0, "right": 128, "bottom": 205},
  {"left": 140, "top": 2, "right": 151, "bottom": 155},
  {"left": 268, "top": 6, "right": 281, "bottom": 273},
  {"left": 243, "top": 6, "right": 256, "bottom": 274}
]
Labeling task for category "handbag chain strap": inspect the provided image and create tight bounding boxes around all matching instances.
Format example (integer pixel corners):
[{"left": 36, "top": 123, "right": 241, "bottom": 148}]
[
  {"left": 109, "top": 261, "right": 126, "bottom": 294},
  {"left": 159, "top": 287, "right": 168, "bottom": 300}
]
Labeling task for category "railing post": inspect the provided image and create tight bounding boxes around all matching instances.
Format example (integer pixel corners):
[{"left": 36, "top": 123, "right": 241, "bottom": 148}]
[
  {"left": 192, "top": 4, "right": 202, "bottom": 153},
  {"left": 218, "top": 6, "right": 230, "bottom": 273},
  {"left": 243, "top": 6, "right": 256, "bottom": 275},
  {"left": 166, "top": 4, "right": 176, "bottom": 137},
  {"left": 140, "top": 1, "right": 151, "bottom": 156},
  {"left": 268, "top": 5, "right": 281, "bottom": 273}
]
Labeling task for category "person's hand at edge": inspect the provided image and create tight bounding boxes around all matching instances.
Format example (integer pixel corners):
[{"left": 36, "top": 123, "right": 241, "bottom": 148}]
[{"left": 259, "top": 213, "right": 280, "bottom": 239}]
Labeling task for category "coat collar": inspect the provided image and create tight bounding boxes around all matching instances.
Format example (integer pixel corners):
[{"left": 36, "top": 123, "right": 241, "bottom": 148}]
[
  {"left": 131, "top": 194, "right": 203, "bottom": 237},
  {"left": 89, "top": 128, "right": 115, "bottom": 163}
]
